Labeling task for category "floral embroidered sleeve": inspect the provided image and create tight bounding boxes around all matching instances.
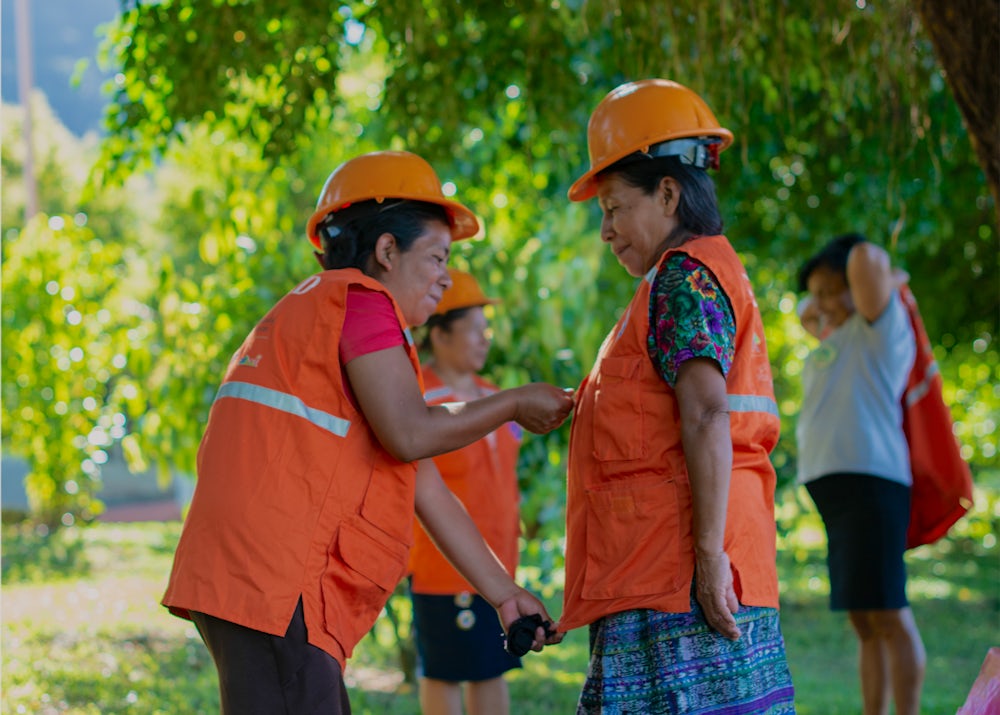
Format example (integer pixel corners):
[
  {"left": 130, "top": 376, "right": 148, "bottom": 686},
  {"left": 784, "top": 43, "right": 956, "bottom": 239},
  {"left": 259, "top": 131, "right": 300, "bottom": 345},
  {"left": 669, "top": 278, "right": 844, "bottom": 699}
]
[{"left": 647, "top": 253, "right": 736, "bottom": 388}]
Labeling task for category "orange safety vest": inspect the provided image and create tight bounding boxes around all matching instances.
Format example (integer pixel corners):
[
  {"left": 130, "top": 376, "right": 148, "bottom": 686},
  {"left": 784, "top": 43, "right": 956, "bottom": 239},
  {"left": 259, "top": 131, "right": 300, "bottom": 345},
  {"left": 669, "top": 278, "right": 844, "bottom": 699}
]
[
  {"left": 162, "top": 269, "right": 422, "bottom": 668},
  {"left": 561, "top": 235, "right": 781, "bottom": 632},
  {"left": 408, "top": 367, "right": 522, "bottom": 594}
]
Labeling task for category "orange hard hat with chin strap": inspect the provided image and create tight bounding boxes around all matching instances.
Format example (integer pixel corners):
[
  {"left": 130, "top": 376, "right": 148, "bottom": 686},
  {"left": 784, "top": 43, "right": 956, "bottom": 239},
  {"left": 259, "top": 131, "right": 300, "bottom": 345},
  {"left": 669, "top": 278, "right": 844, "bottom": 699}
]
[
  {"left": 306, "top": 150, "right": 480, "bottom": 249},
  {"left": 568, "top": 79, "right": 734, "bottom": 202}
]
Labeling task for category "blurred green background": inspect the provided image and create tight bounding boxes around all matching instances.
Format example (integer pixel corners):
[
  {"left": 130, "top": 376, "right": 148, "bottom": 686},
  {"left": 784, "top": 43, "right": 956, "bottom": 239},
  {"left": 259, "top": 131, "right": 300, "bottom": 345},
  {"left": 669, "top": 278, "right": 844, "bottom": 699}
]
[{"left": 1, "top": 1, "right": 996, "bottom": 712}]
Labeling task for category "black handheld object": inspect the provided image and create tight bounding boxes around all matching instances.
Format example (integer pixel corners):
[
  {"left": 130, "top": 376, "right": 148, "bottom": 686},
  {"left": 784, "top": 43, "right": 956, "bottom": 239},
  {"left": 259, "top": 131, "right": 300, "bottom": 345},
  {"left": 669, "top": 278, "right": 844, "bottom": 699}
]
[{"left": 504, "top": 614, "right": 555, "bottom": 657}]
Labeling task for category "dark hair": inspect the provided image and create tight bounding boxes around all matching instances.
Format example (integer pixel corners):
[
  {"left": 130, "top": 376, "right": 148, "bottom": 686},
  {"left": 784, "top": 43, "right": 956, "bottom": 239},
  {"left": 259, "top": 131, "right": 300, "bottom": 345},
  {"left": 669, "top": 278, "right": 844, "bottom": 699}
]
[
  {"left": 419, "top": 306, "right": 472, "bottom": 351},
  {"left": 597, "top": 155, "right": 723, "bottom": 241},
  {"left": 797, "top": 232, "right": 867, "bottom": 292},
  {"left": 318, "top": 199, "right": 452, "bottom": 272}
]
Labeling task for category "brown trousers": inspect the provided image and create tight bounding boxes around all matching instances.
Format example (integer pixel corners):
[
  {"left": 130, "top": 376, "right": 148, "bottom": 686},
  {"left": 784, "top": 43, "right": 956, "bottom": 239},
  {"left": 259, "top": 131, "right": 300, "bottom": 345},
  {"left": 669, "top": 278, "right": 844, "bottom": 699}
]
[{"left": 190, "top": 598, "right": 352, "bottom": 714}]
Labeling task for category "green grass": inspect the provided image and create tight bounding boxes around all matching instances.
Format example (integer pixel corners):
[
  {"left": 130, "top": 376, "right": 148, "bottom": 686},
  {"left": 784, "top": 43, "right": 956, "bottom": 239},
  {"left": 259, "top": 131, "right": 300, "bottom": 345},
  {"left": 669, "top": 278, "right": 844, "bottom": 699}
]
[{"left": 2, "top": 505, "right": 997, "bottom": 714}]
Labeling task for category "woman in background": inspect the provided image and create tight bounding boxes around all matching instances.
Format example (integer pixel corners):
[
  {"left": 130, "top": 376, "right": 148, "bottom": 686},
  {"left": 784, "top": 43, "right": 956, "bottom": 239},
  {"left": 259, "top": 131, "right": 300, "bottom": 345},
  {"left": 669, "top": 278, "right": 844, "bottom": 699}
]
[{"left": 796, "top": 233, "right": 925, "bottom": 715}]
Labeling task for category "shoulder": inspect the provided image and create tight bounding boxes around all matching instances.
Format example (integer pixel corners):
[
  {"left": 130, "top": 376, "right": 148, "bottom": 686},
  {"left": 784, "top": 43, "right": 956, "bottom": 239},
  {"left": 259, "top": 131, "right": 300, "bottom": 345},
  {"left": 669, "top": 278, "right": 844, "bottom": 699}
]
[
  {"left": 653, "top": 252, "right": 728, "bottom": 307},
  {"left": 870, "top": 291, "right": 911, "bottom": 334},
  {"left": 346, "top": 284, "right": 393, "bottom": 309}
]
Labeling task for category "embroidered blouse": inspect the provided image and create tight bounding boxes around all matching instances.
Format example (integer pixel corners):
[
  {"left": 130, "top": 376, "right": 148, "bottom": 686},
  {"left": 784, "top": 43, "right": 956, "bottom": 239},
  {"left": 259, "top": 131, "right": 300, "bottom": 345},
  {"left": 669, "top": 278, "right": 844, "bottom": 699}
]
[{"left": 647, "top": 253, "right": 736, "bottom": 387}]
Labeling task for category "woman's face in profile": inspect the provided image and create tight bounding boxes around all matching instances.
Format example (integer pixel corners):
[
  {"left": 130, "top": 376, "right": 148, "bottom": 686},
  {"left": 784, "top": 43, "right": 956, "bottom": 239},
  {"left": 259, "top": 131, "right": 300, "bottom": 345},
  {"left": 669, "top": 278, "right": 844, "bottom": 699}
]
[
  {"left": 806, "top": 265, "right": 854, "bottom": 330},
  {"left": 595, "top": 174, "right": 675, "bottom": 277}
]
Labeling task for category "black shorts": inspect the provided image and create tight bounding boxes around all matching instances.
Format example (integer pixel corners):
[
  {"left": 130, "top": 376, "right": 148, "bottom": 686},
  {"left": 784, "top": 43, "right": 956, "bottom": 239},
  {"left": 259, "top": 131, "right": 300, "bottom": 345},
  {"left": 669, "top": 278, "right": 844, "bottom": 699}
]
[
  {"left": 806, "top": 473, "right": 911, "bottom": 611},
  {"left": 410, "top": 591, "right": 522, "bottom": 682}
]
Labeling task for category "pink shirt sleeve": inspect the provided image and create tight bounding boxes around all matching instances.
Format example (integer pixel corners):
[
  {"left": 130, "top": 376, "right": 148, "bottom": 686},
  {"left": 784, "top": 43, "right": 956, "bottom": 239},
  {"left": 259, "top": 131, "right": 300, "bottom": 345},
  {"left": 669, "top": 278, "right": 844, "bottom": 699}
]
[{"left": 340, "top": 286, "right": 405, "bottom": 365}]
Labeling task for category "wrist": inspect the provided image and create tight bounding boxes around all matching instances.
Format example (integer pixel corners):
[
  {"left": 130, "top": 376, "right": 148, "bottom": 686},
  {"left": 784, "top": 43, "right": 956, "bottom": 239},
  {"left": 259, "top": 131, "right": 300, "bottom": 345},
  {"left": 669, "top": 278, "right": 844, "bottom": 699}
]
[
  {"left": 484, "top": 583, "right": 521, "bottom": 610},
  {"left": 695, "top": 545, "right": 727, "bottom": 561}
]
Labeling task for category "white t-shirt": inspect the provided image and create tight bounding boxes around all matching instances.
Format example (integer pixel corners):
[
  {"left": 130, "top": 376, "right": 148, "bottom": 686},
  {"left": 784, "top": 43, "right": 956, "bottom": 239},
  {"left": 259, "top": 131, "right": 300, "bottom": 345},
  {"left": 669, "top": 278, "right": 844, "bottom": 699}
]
[{"left": 796, "top": 291, "right": 916, "bottom": 486}]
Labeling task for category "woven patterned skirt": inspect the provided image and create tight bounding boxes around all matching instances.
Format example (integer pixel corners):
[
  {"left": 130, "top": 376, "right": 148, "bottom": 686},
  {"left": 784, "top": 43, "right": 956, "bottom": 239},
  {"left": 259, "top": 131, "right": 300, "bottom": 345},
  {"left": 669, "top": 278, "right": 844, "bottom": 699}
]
[{"left": 578, "top": 596, "right": 795, "bottom": 714}]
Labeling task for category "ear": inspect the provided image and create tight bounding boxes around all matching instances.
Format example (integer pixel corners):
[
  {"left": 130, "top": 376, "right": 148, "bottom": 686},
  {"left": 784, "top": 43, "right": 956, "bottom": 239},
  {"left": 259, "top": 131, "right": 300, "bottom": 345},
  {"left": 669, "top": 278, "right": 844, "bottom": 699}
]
[
  {"left": 373, "top": 233, "right": 396, "bottom": 271},
  {"left": 428, "top": 323, "right": 447, "bottom": 349},
  {"left": 660, "top": 177, "right": 681, "bottom": 215}
]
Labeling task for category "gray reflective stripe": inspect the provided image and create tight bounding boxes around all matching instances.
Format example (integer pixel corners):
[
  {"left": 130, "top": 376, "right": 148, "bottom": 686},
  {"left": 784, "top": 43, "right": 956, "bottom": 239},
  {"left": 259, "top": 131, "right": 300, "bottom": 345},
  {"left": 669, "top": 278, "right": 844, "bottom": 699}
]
[
  {"left": 643, "top": 265, "right": 657, "bottom": 285},
  {"left": 728, "top": 394, "right": 779, "bottom": 417},
  {"left": 904, "top": 361, "right": 939, "bottom": 408},
  {"left": 423, "top": 386, "right": 452, "bottom": 402},
  {"left": 616, "top": 311, "right": 631, "bottom": 339},
  {"left": 403, "top": 327, "right": 414, "bottom": 346},
  {"left": 424, "top": 385, "right": 498, "bottom": 402},
  {"left": 215, "top": 382, "right": 351, "bottom": 438}
]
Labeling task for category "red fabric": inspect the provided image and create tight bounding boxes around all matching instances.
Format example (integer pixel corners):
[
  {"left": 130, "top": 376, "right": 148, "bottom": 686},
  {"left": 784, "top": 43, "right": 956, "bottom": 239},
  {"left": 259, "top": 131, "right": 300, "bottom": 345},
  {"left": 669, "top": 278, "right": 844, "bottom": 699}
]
[
  {"left": 340, "top": 287, "right": 405, "bottom": 364},
  {"left": 899, "top": 285, "right": 974, "bottom": 549}
]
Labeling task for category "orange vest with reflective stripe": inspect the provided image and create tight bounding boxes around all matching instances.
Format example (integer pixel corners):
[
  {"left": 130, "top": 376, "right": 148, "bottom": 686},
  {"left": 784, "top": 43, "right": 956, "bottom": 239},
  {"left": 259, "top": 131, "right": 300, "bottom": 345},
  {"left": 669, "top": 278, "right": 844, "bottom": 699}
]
[
  {"left": 560, "top": 235, "right": 781, "bottom": 632},
  {"left": 408, "top": 367, "right": 522, "bottom": 594},
  {"left": 162, "top": 269, "right": 422, "bottom": 668}
]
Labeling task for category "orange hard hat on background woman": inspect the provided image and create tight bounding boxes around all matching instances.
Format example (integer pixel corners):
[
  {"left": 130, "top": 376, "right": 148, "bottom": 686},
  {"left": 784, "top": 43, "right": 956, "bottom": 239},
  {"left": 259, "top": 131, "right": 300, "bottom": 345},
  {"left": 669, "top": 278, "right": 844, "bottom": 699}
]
[
  {"left": 433, "top": 269, "right": 499, "bottom": 317},
  {"left": 568, "top": 79, "right": 734, "bottom": 202}
]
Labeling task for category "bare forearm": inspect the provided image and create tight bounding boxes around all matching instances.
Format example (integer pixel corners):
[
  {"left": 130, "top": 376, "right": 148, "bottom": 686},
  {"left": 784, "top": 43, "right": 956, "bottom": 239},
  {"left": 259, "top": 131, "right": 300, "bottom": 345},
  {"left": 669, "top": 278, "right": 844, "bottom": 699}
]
[
  {"left": 681, "top": 411, "right": 732, "bottom": 556},
  {"left": 414, "top": 461, "right": 518, "bottom": 607},
  {"left": 346, "top": 348, "right": 572, "bottom": 462},
  {"left": 403, "top": 391, "right": 520, "bottom": 461}
]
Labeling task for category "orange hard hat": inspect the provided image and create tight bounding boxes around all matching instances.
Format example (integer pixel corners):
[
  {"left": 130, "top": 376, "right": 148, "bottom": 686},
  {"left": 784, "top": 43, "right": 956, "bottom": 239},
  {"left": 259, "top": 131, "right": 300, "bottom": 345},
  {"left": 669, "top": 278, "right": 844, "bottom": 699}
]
[
  {"left": 306, "top": 150, "right": 480, "bottom": 249},
  {"left": 433, "top": 269, "right": 499, "bottom": 316},
  {"left": 568, "top": 79, "right": 734, "bottom": 202}
]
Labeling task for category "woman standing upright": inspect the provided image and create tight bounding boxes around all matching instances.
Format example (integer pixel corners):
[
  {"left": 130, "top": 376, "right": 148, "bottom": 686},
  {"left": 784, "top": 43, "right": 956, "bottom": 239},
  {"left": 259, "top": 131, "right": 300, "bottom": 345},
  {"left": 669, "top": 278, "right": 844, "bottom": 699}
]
[
  {"left": 796, "top": 233, "right": 925, "bottom": 715},
  {"left": 559, "top": 79, "right": 795, "bottom": 714},
  {"left": 409, "top": 269, "right": 524, "bottom": 715}
]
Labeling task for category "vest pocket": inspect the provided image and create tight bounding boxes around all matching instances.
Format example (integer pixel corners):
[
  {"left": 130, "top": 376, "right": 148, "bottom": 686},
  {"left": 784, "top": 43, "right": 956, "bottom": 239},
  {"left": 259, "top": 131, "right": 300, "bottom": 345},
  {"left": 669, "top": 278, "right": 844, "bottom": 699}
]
[
  {"left": 360, "top": 459, "right": 417, "bottom": 546},
  {"left": 591, "top": 356, "right": 647, "bottom": 462},
  {"left": 582, "top": 476, "right": 682, "bottom": 600},
  {"left": 322, "top": 517, "right": 409, "bottom": 655}
]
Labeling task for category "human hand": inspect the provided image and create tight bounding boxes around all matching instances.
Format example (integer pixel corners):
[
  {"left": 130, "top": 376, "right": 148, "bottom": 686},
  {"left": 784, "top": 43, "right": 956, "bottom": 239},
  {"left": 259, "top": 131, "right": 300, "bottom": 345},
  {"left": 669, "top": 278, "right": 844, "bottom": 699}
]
[
  {"left": 694, "top": 550, "right": 742, "bottom": 640},
  {"left": 797, "top": 295, "right": 823, "bottom": 339},
  {"left": 496, "top": 588, "right": 565, "bottom": 654},
  {"left": 512, "top": 384, "right": 574, "bottom": 434}
]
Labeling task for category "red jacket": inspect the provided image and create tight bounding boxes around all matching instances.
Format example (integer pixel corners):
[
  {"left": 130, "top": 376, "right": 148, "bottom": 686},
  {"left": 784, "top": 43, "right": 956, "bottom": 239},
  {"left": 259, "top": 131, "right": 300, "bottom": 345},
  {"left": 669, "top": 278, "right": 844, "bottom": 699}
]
[
  {"left": 561, "top": 236, "right": 781, "bottom": 631},
  {"left": 163, "top": 269, "right": 422, "bottom": 668},
  {"left": 899, "top": 285, "right": 973, "bottom": 548}
]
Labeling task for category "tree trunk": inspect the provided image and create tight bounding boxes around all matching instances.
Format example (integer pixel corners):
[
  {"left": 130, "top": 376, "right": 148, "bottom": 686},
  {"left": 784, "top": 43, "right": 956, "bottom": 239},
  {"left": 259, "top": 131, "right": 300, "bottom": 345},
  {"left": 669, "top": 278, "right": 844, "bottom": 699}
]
[{"left": 913, "top": 0, "right": 1000, "bottom": 223}]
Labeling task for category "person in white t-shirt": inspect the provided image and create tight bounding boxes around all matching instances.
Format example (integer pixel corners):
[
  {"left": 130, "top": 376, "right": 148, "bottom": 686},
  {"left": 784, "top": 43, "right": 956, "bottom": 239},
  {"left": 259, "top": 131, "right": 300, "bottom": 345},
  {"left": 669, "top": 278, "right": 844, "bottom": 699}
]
[{"left": 796, "top": 232, "right": 925, "bottom": 715}]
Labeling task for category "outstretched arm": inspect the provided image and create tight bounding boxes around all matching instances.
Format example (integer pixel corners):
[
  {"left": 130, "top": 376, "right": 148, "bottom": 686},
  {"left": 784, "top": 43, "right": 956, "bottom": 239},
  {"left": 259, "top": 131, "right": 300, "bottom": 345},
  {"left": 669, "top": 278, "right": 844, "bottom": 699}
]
[
  {"left": 414, "top": 459, "right": 563, "bottom": 651},
  {"left": 346, "top": 346, "right": 574, "bottom": 462}
]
